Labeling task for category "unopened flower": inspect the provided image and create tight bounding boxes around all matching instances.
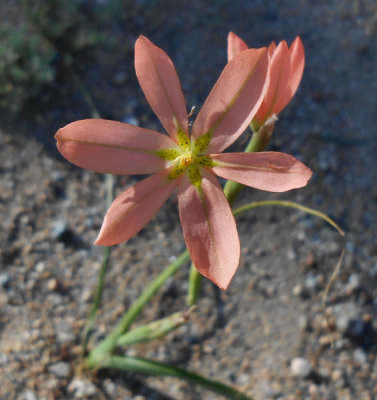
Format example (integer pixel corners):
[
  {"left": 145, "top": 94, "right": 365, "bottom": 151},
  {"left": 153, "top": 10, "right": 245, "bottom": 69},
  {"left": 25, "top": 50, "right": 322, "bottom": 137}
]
[
  {"left": 228, "top": 32, "right": 305, "bottom": 131},
  {"left": 56, "top": 36, "right": 311, "bottom": 289}
]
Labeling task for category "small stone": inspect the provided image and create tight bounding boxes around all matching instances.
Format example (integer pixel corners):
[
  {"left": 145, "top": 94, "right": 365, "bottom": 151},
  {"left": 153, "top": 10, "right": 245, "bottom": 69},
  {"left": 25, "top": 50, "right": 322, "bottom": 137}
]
[
  {"left": 112, "top": 71, "right": 127, "bottom": 85},
  {"left": 48, "top": 361, "right": 70, "bottom": 378},
  {"left": 81, "top": 288, "right": 92, "bottom": 302},
  {"left": 353, "top": 348, "right": 367, "bottom": 365},
  {"left": 103, "top": 379, "right": 117, "bottom": 396},
  {"left": 298, "top": 315, "right": 309, "bottom": 331},
  {"left": 287, "top": 247, "right": 297, "bottom": 260},
  {"left": 334, "top": 303, "right": 368, "bottom": 339},
  {"left": 35, "top": 262, "right": 45, "bottom": 273},
  {"left": 47, "top": 278, "right": 58, "bottom": 291},
  {"left": 122, "top": 115, "right": 139, "bottom": 126},
  {"left": 18, "top": 391, "right": 37, "bottom": 400},
  {"left": 308, "top": 384, "right": 318, "bottom": 395},
  {"left": 51, "top": 221, "right": 68, "bottom": 239},
  {"left": 68, "top": 379, "right": 97, "bottom": 397},
  {"left": 319, "top": 333, "right": 338, "bottom": 346},
  {"left": 0, "top": 273, "right": 10, "bottom": 288},
  {"left": 346, "top": 273, "right": 361, "bottom": 293},
  {"left": 57, "top": 331, "right": 76, "bottom": 344},
  {"left": 290, "top": 357, "right": 312, "bottom": 378},
  {"left": 304, "top": 273, "right": 323, "bottom": 290},
  {"left": 292, "top": 284, "right": 303, "bottom": 296},
  {"left": 331, "top": 369, "right": 343, "bottom": 382},
  {"left": 0, "top": 292, "right": 8, "bottom": 307}
]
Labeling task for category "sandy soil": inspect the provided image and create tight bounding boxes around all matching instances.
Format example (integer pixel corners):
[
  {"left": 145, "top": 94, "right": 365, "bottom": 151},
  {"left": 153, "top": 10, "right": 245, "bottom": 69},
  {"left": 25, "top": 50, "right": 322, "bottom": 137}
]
[{"left": 1, "top": 0, "right": 376, "bottom": 399}]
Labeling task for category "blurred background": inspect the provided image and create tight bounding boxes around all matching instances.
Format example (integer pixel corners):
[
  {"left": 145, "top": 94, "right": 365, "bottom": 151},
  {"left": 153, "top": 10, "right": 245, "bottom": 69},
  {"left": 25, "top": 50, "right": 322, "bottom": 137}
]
[{"left": 0, "top": 1, "right": 376, "bottom": 399}]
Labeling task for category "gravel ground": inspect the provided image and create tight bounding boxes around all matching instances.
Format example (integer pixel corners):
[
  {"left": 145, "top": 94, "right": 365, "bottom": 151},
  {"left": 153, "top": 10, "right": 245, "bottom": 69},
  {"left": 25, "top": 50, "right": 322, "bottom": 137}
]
[{"left": 0, "top": 0, "right": 377, "bottom": 399}]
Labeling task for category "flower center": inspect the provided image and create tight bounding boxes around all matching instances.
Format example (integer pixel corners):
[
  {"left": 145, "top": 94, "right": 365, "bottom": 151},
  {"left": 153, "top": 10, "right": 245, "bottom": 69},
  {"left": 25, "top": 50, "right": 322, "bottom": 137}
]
[
  {"left": 155, "top": 129, "right": 214, "bottom": 188},
  {"left": 181, "top": 152, "right": 194, "bottom": 167}
]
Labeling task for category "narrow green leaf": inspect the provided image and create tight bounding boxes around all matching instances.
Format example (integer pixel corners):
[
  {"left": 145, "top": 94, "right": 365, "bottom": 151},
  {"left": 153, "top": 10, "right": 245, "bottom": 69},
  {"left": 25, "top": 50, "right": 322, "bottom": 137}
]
[
  {"left": 116, "top": 311, "right": 190, "bottom": 347},
  {"left": 102, "top": 355, "right": 254, "bottom": 400},
  {"left": 233, "top": 200, "right": 345, "bottom": 236}
]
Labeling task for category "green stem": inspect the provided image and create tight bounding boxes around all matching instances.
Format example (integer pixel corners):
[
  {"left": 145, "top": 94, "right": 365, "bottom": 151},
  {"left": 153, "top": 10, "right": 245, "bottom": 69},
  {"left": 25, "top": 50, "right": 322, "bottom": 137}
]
[
  {"left": 223, "top": 121, "right": 274, "bottom": 207},
  {"left": 187, "top": 120, "right": 276, "bottom": 304},
  {"left": 102, "top": 356, "right": 254, "bottom": 400},
  {"left": 87, "top": 250, "right": 190, "bottom": 368},
  {"left": 81, "top": 246, "right": 111, "bottom": 354},
  {"left": 187, "top": 263, "right": 202, "bottom": 306}
]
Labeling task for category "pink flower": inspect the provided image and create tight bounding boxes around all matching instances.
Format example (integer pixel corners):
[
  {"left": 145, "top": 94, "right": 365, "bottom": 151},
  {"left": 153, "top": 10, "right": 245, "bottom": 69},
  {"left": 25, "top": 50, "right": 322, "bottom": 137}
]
[
  {"left": 55, "top": 36, "right": 311, "bottom": 289},
  {"left": 228, "top": 32, "right": 305, "bottom": 130}
]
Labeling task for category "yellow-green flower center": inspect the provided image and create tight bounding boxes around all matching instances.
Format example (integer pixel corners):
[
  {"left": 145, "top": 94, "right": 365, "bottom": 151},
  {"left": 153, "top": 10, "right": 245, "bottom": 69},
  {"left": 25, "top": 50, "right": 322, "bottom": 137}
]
[{"left": 155, "top": 129, "right": 214, "bottom": 189}]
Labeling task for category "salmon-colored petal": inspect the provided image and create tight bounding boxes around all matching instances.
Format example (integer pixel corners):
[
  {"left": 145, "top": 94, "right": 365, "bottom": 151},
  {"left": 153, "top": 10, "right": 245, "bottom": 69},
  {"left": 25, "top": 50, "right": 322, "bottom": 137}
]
[
  {"left": 135, "top": 36, "right": 188, "bottom": 141},
  {"left": 268, "top": 41, "right": 277, "bottom": 56},
  {"left": 227, "top": 32, "right": 248, "bottom": 61},
  {"left": 55, "top": 119, "right": 178, "bottom": 175},
  {"left": 95, "top": 171, "right": 177, "bottom": 246},
  {"left": 178, "top": 170, "right": 240, "bottom": 289},
  {"left": 265, "top": 37, "right": 305, "bottom": 118},
  {"left": 211, "top": 152, "right": 312, "bottom": 192},
  {"left": 286, "top": 37, "right": 305, "bottom": 104},
  {"left": 254, "top": 41, "right": 291, "bottom": 125},
  {"left": 192, "top": 48, "right": 268, "bottom": 154}
]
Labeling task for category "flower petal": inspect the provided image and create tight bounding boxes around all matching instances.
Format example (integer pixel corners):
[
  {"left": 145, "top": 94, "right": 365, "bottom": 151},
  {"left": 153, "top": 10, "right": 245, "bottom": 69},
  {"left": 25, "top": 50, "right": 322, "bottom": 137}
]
[
  {"left": 178, "top": 169, "right": 240, "bottom": 289},
  {"left": 254, "top": 41, "right": 291, "bottom": 125},
  {"left": 55, "top": 119, "right": 178, "bottom": 174},
  {"left": 192, "top": 48, "right": 269, "bottom": 154},
  {"left": 211, "top": 152, "right": 312, "bottom": 192},
  {"left": 264, "top": 37, "right": 305, "bottom": 117},
  {"left": 227, "top": 32, "right": 248, "bottom": 61},
  {"left": 286, "top": 36, "right": 305, "bottom": 106},
  {"left": 95, "top": 171, "right": 177, "bottom": 246},
  {"left": 135, "top": 36, "right": 188, "bottom": 141}
]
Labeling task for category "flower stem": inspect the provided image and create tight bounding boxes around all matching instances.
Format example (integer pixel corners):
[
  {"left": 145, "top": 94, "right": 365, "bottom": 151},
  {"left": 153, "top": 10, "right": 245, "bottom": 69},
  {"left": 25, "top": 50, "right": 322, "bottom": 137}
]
[
  {"left": 223, "top": 119, "right": 275, "bottom": 207},
  {"left": 81, "top": 246, "right": 111, "bottom": 355},
  {"left": 188, "top": 120, "right": 276, "bottom": 304},
  {"left": 187, "top": 263, "right": 202, "bottom": 306}
]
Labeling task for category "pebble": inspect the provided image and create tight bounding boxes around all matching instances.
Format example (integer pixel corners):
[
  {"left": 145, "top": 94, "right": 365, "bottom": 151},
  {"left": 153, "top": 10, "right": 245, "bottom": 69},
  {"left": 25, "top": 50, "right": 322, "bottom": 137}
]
[
  {"left": 0, "top": 292, "right": 8, "bottom": 307},
  {"left": 47, "top": 278, "right": 59, "bottom": 291},
  {"left": 334, "top": 303, "right": 367, "bottom": 339},
  {"left": 353, "top": 348, "right": 368, "bottom": 365},
  {"left": 112, "top": 71, "right": 128, "bottom": 85},
  {"left": 18, "top": 391, "right": 37, "bottom": 400},
  {"left": 122, "top": 115, "right": 139, "bottom": 126},
  {"left": 48, "top": 361, "right": 71, "bottom": 378},
  {"left": 68, "top": 379, "right": 97, "bottom": 398},
  {"left": 34, "top": 262, "right": 45, "bottom": 273},
  {"left": 290, "top": 357, "right": 312, "bottom": 378},
  {"left": 0, "top": 273, "right": 10, "bottom": 288},
  {"left": 103, "top": 379, "right": 117, "bottom": 396},
  {"left": 331, "top": 369, "right": 343, "bottom": 382},
  {"left": 304, "top": 273, "right": 323, "bottom": 290},
  {"left": 57, "top": 331, "right": 76, "bottom": 344},
  {"left": 51, "top": 220, "right": 68, "bottom": 240},
  {"left": 346, "top": 273, "right": 361, "bottom": 293},
  {"left": 298, "top": 315, "right": 309, "bottom": 331}
]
